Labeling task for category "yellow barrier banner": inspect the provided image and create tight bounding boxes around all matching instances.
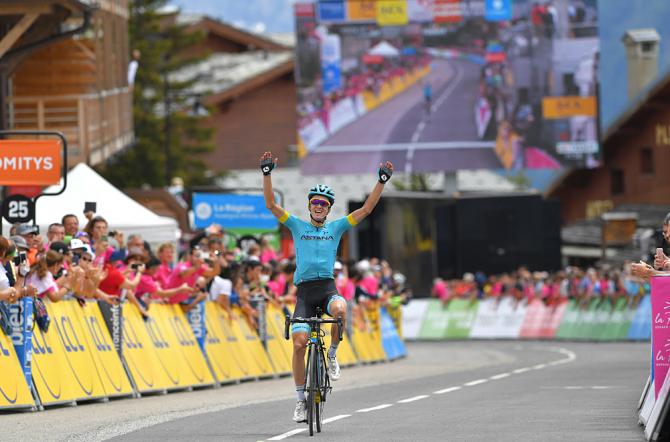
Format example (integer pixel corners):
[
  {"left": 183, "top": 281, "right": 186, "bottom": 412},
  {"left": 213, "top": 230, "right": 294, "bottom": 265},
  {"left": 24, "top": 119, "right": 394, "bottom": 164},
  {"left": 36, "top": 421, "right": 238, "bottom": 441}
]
[
  {"left": 0, "top": 330, "right": 33, "bottom": 409},
  {"left": 32, "top": 314, "right": 80, "bottom": 405},
  {"left": 321, "top": 322, "right": 358, "bottom": 366},
  {"left": 365, "top": 305, "right": 387, "bottom": 361},
  {"left": 76, "top": 301, "right": 133, "bottom": 397},
  {"left": 122, "top": 303, "right": 174, "bottom": 392},
  {"left": 48, "top": 300, "right": 107, "bottom": 400},
  {"left": 266, "top": 305, "right": 295, "bottom": 369},
  {"left": 204, "top": 302, "right": 244, "bottom": 382},
  {"left": 350, "top": 321, "right": 374, "bottom": 363},
  {"left": 231, "top": 306, "right": 276, "bottom": 378},
  {"left": 152, "top": 304, "right": 215, "bottom": 386},
  {"left": 263, "top": 305, "right": 293, "bottom": 375},
  {"left": 209, "top": 304, "right": 260, "bottom": 379}
]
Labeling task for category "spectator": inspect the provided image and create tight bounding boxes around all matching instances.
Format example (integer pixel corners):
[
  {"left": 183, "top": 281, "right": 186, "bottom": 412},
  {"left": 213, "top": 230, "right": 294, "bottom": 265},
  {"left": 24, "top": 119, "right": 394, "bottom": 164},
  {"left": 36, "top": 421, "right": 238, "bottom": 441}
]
[
  {"left": 164, "top": 247, "right": 218, "bottom": 305},
  {"left": 128, "top": 48, "right": 140, "bottom": 88},
  {"left": 260, "top": 236, "right": 278, "bottom": 264},
  {"left": 0, "top": 236, "right": 33, "bottom": 303},
  {"left": 126, "top": 234, "right": 146, "bottom": 258},
  {"left": 15, "top": 224, "right": 40, "bottom": 265},
  {"left": 136, "top": 257, "right": 189, "bottom": 304},
  {"left": 62, "top": 214, "right": 80, "bottom": 238},
  {"left": 47, "top": 223, "right": 65, "bottom": 245},
  {"left": 26, "top": 250, "right": 69, "bottom": 302},
  {"left": 209, "top": 273, "right": 234, "bottom": 318},
  {"left": 98, "top": 253, "right": 141, "bottom": 308}
]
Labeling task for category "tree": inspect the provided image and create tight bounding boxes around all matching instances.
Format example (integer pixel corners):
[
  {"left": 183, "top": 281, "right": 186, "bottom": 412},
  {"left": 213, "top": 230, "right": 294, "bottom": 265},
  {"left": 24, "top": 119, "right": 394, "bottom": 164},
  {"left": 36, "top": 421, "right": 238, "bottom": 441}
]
[{"left": 98, "top": 0, "right": 215, "bottom": 188}]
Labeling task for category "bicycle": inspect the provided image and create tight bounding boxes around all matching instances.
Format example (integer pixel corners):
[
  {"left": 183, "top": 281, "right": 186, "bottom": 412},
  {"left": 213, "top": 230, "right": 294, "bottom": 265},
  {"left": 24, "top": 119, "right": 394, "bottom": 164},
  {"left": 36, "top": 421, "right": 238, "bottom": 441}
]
[{"left": 285, "top": 308, "right": 342, "bottom": 436}]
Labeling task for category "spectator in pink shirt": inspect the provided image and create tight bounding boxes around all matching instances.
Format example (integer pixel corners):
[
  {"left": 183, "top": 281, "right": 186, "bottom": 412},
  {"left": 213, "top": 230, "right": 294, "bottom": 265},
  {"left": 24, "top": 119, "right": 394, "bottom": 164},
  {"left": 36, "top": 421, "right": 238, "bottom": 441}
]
[
  {"left": 165, "top": 247, "right": 218, "bottom": 305},
  {"left": 155, "top": 242, "right": 175, "bottom": 287},
  {"left": 260, "top": 236, "right": 278, "bottom": 264}
]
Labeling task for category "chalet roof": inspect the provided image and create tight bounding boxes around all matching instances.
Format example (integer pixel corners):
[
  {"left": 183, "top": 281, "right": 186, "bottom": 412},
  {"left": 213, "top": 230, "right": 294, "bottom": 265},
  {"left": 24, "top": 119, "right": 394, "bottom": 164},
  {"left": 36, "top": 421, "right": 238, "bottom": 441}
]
[
  {"left": 171, "top": 50, "right": 293, "bottom": 103},
  {"left": 178, "top": 14, "right": 289, "bottom": 51}
]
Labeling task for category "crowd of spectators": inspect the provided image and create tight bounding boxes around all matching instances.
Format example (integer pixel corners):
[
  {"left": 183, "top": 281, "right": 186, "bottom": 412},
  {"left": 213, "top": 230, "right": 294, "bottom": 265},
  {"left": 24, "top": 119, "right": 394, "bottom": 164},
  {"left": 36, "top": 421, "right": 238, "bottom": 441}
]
[
  {"left": 431, "top": 264, "right": 652, "bottom": 310},
  {"left": 0, "top": 211, "right": 411, "bottom": 335}
]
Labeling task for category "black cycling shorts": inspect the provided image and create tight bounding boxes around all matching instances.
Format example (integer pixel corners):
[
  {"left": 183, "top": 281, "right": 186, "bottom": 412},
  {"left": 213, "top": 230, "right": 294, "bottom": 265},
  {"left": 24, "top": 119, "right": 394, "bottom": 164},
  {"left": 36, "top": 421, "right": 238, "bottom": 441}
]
[{"left": 291, "top": 279, "right": 345, "bottom": 334}]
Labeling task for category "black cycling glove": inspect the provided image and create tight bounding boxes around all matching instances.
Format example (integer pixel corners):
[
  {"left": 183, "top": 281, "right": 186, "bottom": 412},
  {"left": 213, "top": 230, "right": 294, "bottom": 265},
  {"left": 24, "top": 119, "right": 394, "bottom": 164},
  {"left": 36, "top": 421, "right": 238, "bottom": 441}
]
[
  {"left": 378, "top": 165, "right": 392, "bottom": 184},
  {"left": 260, "top": 157, "right": 275, "bottom": 176}
]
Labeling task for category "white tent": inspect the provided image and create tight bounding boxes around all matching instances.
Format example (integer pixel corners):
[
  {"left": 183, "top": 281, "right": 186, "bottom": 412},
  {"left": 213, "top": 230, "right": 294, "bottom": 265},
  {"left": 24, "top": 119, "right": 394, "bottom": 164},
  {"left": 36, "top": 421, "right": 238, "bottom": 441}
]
[
  {"left": 31, "top": 163, "right": 179, "bottom": 244},
  {"left": 368, "top": 41, "right": 400, "bottom": 57}
]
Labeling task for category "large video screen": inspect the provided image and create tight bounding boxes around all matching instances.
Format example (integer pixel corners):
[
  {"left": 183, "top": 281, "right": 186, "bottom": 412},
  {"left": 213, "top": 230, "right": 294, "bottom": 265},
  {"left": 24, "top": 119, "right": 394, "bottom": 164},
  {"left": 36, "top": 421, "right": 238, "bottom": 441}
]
[{"left": 294, "top": 0, "right": 599, "bottom": 173}]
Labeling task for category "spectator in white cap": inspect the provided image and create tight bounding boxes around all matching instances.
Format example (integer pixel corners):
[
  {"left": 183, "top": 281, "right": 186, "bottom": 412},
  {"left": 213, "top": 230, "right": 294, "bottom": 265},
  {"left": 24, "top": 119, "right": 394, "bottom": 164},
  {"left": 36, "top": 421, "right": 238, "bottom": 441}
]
[{"left": 15, "top": 224, "right": 39, "bottom": 265}]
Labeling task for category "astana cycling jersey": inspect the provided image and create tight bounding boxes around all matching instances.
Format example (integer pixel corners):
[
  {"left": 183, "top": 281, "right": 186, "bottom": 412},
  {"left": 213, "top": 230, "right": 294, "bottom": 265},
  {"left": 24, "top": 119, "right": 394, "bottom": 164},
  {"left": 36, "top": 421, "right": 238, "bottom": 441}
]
[{"left": 279, "top": 211, "right": 357, "bottom": 285}]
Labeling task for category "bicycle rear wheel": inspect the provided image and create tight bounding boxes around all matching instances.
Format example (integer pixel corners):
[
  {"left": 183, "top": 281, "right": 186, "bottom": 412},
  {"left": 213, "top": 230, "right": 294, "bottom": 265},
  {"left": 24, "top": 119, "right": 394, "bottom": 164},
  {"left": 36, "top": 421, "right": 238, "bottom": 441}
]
[{"left": 307, "top": 345, "right": 316, "bottom": 436}]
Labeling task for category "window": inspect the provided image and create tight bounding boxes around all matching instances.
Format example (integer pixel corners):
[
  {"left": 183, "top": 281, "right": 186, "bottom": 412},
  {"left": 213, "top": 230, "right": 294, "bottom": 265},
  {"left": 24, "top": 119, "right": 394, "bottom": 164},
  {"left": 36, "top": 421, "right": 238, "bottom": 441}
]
[
  {"left": 610, "top": 169, "right": 625, "bottom": 196},
  {"left": 640, "top": 147, "right": 654, "bottom": 174},
  {"left": 642, "top": 42, "right": 655, "bottom": 53}
]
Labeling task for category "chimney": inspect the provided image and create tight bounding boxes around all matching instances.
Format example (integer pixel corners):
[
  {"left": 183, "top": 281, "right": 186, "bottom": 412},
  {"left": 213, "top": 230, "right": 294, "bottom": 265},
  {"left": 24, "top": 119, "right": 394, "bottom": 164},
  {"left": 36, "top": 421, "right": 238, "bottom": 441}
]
[{"left": 622, "top": 28, "right": 661, "bottom": 100}]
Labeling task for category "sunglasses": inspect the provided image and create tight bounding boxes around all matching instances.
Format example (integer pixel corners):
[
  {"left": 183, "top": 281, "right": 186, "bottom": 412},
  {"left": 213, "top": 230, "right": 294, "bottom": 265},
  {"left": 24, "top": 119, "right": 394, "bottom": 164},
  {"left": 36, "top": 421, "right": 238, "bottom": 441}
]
[
  {"left": 310, "top": 198, "right": 330, "bottom": 207},
  {"left": 80, "top": 256, "right": 92, "bottom": 262}
]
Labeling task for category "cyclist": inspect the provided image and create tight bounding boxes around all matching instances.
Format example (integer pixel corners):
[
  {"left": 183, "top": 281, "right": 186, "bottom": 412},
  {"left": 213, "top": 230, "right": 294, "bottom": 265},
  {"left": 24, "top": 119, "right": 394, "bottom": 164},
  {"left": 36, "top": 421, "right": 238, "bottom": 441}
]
[
  {"left": 259, "top": 151, "right": 393, "bottom": 423},
  {"left": 422, "top": 80, "right": 432, "bottom": 116}
]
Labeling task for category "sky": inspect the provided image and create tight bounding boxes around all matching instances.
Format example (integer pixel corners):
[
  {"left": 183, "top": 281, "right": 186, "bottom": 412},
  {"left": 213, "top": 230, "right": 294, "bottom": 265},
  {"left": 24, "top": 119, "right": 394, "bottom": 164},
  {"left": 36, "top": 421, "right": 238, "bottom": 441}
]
[{"left": 170, "top": 0, "right": 295, "bottom": 34}]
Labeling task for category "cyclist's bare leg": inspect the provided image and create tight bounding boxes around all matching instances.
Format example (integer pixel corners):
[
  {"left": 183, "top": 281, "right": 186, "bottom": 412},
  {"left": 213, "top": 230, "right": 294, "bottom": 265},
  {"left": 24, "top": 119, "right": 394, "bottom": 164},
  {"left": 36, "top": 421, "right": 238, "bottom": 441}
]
[
  {"left": 292, "top": 332, "right": 308, "bottom": 386},
  {"left": 329, "top": 300, "right": 347, "bottom": 346}
]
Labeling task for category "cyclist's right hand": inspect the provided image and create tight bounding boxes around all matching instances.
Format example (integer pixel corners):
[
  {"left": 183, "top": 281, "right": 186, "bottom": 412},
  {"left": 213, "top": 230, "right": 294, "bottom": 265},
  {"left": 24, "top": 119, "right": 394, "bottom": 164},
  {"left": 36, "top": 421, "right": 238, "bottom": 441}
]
[{"left": 260, "top": 151, "right": 277, "bottom": 176}]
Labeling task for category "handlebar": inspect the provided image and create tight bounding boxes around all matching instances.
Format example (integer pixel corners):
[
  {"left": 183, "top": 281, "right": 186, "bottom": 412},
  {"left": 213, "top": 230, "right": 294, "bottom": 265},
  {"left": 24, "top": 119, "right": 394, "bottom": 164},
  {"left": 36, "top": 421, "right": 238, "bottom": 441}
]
[{"left": 284, "top": 315, "right": 343, "bottom": 341}]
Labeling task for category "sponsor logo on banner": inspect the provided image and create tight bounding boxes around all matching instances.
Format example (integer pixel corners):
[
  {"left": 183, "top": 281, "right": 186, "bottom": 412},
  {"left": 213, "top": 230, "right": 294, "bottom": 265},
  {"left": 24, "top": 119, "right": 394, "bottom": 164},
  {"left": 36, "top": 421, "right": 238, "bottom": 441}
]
[
  {"left": 187, "top": 302, "right": 207, "bottom": 350},
  {"left": 651, "top": 277, "right": 670, "bottom": 398},
  {"left": 0, "top": 140, "right": 61, "bottom": 186},
  {"left": 192, "top": 193, "right": 277, "bottom": 230},
  {"left": 556, "top": 141, "right": 599, "bottom": 155},
  {"left": 376, "top": 0, "right": 409, "bottom": 26},
  {"left": 542, "top": 96, "right": 597, "bottom": 119},
  {"left": 321, "top": 33, "right": 342, "bottom": 94},
  {"left": 318, "top": 0, "right": 346, "bottom": 22},
  {"left": 9, "top": 298, "right": 34, "bottom": 388},
  {"left": 433, "top": 0, "right": 462, "bottom": 23},
  {"left": 347, "top": 0, "right": 376, "bottom": 21},
  {"left": 484, "top": 0, "right": 512, "bottom": 21},
  {"left": 294, "top": 2, "right": 315, "bottom": 18},
  {"left": 407, "top": 0, "right": 433, "bottom": 22}
]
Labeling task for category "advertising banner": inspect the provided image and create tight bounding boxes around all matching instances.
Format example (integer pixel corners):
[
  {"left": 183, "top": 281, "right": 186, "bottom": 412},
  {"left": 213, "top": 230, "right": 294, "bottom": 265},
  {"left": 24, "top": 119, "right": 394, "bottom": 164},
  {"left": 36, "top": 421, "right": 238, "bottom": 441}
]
[
  {"left": 402, "top": 299, "right": 429, "bottom": 339},
  {"left": 629, "top": 295, "right": 652, "bottom": 341},
  {"left": 418, "top": 299, "right": 450, "bottom": 339},
  {"left": 72, "top": 301, "right": 133, "bottom": 397},
  {"left": 0, "top": 331, "right": 33, "bottom": 409},
  {"left": 186, "top": 301, "right": 207, "bottom": 351},
  {"left": 380, "top": 307, "right": 407, "bottom": 360},
  {"left": 192, "top": 193, "right": 277, "bottom": 230},
  {"left": 0, "top": 140, "right": 61, "bottom": 186},
  {"left": 651, "top": 277, "right": 670, "bottom": 398},
  {"left": 444, "top": 299, "right": 478, "bottom": 338},
  {"left": 9, "top": 297, "right": 34, "bottom": 388},
  {"left": 295, "top": 0, "right": 600, "bottom": 172},
  {"left": 203, "top": 302, "right": 245, "bottom": 382}
]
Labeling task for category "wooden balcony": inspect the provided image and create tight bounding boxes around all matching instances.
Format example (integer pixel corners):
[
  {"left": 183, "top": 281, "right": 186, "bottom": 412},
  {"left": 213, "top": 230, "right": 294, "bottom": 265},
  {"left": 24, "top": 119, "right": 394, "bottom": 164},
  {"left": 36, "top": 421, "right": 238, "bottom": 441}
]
[{"left": 8, "top": 87, "right": 133, "bottom": 166}]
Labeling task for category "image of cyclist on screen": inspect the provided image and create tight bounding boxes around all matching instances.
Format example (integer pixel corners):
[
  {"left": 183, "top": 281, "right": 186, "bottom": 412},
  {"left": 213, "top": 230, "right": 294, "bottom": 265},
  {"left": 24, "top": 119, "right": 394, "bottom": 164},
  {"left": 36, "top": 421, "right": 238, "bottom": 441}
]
[{"left": 259, "top": 150, "right": 393, "bottom": 423}]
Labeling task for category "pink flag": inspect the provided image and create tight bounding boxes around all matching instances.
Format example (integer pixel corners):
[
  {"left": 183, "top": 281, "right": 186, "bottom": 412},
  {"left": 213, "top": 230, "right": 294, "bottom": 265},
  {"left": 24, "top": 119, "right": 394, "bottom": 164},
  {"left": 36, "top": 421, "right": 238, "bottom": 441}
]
[{"left": 651, "top": 276, "right": 670, "bottom": 398}]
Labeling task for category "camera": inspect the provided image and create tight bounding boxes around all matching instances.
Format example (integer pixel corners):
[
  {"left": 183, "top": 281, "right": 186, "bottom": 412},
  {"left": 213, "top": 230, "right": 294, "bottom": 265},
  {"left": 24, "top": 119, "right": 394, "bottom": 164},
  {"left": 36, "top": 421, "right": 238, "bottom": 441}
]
[
  {"left": 130, "top": 263, "right": 141, "bottom": 271},
  {"left": 12, "top": 251, "right": 27, "bottom": 267}
]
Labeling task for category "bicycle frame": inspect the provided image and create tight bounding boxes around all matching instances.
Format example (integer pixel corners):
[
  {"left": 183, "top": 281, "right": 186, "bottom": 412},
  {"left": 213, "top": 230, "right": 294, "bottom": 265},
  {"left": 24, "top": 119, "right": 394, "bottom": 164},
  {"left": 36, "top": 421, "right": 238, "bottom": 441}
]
[{"left": 285, "top": 308, "right": 343, "bottom": 436}]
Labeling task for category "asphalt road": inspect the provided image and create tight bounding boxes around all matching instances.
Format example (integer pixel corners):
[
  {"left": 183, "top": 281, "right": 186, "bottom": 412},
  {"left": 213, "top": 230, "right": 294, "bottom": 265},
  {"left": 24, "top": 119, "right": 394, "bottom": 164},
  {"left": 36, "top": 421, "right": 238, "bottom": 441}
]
[{"left": 0, "top": 341, "right": 649, "bottom": 441}]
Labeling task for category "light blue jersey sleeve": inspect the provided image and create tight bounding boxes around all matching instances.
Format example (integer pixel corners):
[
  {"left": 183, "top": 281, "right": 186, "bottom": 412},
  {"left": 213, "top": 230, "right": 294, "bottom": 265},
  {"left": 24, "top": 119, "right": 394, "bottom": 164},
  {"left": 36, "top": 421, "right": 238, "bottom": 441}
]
[{"left": 329, "top": 214, "right": 358, "bottom": 238}]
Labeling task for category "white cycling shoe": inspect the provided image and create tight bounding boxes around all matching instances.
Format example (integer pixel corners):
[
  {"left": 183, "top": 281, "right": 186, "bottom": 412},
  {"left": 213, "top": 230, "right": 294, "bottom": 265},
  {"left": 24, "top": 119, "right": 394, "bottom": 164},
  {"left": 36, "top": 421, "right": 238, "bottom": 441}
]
[
  {"left": 328, "top": 356, "right": 341, "bottom": 381},
  {"left": 293, "top": 400, "right": 307, "bottom": 422}
]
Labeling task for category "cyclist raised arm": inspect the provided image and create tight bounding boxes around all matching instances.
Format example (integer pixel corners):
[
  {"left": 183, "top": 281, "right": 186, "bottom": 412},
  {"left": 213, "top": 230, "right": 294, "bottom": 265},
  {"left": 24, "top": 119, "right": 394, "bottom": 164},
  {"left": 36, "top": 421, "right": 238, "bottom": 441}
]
[{"left": 259, "top": 150, "right": 394, "bottom": 423}]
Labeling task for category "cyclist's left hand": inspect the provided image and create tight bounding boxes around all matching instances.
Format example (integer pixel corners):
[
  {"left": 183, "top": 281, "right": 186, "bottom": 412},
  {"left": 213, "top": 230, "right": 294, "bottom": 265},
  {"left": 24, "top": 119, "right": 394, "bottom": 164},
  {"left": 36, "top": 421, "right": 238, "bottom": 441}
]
[{"left": 378, "top": 161, "right": 394, "bottom": 184}]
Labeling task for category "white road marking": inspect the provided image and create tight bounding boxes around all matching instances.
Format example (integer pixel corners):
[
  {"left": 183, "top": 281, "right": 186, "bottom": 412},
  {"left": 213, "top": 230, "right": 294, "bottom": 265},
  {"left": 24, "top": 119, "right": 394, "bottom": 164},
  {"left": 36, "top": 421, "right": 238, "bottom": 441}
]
[
  {"left": 464, "top": 379, "right": 488, "bottom": 387},
  {"left": 513, "top": 367, "right": 531, "bottom": 374},
  {"left": 490, "top": 373, "right": 511, "bottom": 380},
  {"left": 397, "top": 395, "right": 429, "bottom": 404},
  {"left": 322, "top": 414, "right": 351, "bottom": 423},
  {"left": 356, "top": 404, "right": 393, "bottom": 413},
  {"left": 532, "top": 364, "right": 547, "bottom": 370},
  {"left": 267, "top": 428, "right": 307, "bottom": 440},
  {"left": 434, "top": 386, "right": 462, "bottom": 394}
]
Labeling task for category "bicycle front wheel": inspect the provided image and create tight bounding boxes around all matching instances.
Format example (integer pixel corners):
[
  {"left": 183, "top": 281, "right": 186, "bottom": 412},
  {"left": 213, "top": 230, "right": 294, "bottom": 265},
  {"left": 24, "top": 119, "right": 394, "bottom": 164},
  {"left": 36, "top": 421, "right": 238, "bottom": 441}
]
[
  {"left": 315, "top": 351, "right": 327, "bottom": 433},
  {"left": 307, "top": 345, "right": 316, "bottom": 436}
]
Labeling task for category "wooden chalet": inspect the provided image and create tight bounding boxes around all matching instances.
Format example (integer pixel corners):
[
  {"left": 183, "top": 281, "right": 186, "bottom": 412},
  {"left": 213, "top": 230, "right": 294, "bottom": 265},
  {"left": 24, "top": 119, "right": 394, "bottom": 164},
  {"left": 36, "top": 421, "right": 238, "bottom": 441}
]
[{"left": 0, "top": 0, "right": 133, "bottom": 166}]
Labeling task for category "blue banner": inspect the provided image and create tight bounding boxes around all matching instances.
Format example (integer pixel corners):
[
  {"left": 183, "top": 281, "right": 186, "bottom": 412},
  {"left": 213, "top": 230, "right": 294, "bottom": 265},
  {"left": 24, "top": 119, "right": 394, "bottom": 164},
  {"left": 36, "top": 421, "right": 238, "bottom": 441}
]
[
  {"left": 186, "top": 301, "right": 206, "bottom": 351},
  {"left": 318, "top": 0, "right": 345, "bottom": 22},
  {"left": 629, "top": 294, "right": 652, "bottom": 340},
  {"left": 321, "top": 63, "right": 342, "bottom": 94},
  {"left": 485, "top": 0, "right": 512, "bottom": 22},
  {"left": 380, "top": 307, "right": 406, "bottom": 360},
  {"left": 10, "top": 297, "right": 34, "bottom": 388},
  {"left": 192, "top": 193, "right": 278, "bottom": 230}
]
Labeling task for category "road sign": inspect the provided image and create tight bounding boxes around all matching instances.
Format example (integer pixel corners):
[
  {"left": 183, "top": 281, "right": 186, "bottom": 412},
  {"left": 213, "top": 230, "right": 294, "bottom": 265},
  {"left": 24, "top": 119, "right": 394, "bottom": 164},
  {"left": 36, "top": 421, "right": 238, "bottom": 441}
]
[{"left": 2, "top": 194, "right": 35, "bottom": 224}]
